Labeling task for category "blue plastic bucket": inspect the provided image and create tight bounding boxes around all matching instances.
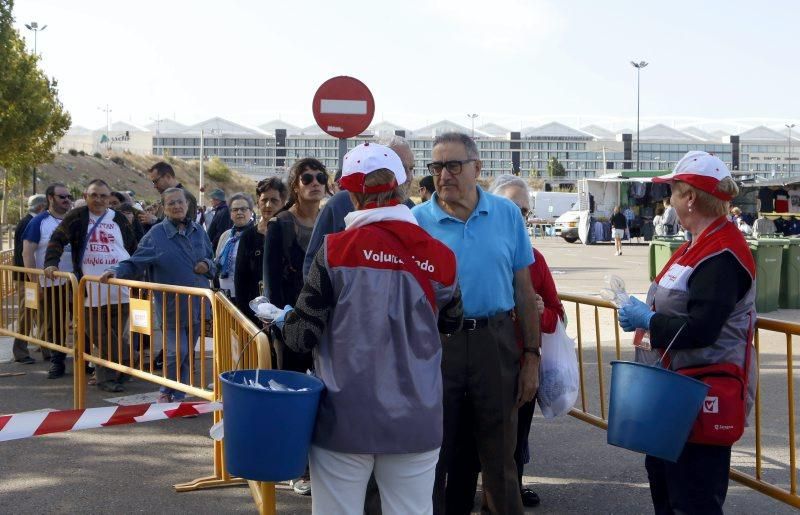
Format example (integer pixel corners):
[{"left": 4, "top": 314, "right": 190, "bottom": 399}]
[
  {"left": 607, "top": 361, "right": 709, "bottom": 462},
  {"left": 220, "top": 369, "right": 325, "bottom": 481}
]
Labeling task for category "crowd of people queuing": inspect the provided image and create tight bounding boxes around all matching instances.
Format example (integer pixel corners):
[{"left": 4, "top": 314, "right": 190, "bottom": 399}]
[{"left": 11, "top": 136, "right": 755, "bottom": 514}]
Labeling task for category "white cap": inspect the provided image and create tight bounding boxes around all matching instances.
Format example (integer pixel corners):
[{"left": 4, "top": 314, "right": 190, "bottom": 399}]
[
  {"left": 652, "top": 151, "right": 733, "bottom": 201},
  {"left": 339, "top": 143, "right": 406, "bottom": 194}
]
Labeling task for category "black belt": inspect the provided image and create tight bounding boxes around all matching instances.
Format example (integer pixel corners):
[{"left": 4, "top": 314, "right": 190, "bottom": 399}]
[{"left": 461, "top": 311, "right": 511, "bottom": 332}]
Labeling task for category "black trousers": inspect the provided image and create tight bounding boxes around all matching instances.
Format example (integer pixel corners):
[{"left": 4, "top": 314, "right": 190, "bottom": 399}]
[
  {"left": 433, "top": 314, "right": 523, "bottom": 515},
  {"left": 645, "top": 443, "right": 731, "bottom": 515}
]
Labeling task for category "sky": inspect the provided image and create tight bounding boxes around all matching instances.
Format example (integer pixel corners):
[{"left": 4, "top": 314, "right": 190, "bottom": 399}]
[{"left": 11, "top": 0, "right": 800, "bottom": 133}]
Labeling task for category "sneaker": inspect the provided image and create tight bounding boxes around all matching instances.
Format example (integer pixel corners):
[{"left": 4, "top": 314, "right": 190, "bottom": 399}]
[
  {"left": 157, "top": 393, "right": 173, "bottom": 404},
  {"left": 47, "top": 366, "right": 65, "bottom": 379},
  {"left": 290, "top": 478, "right": 312, "bottom": 496},
  {"left": 15, "top": 356, "right": 35, "bottom": 365}
]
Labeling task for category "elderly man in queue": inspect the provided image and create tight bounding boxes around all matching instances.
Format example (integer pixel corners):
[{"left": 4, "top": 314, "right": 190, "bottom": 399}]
[
  {"left": 100, "top": 187, "right": 215, "bottom": 403},
  {"left": 411, "top": 132, "right": 540, "bottom": 515},
  {"left": 44, "top": 179, "right": 137, "bottom": 391},
  {"left": 140, "top": 162, "right": 198, "bottom": 230},
  {"left": 12, "top": 193, "right": 48, "bottom": 365}
]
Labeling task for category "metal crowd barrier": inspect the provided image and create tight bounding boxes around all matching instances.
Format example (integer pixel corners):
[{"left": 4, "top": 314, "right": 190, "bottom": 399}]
[
  {"left": 78, "top": 276, "right": 275, "bottom": 514},
  {"left": 559, "top": 292, "right": 800, "bottom": 509},
  {"left": 0, "top": 264, "right": 83, "bottom": 408}
]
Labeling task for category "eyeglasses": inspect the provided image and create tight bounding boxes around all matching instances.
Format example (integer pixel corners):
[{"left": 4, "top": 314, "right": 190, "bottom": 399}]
[
  {"left": 151, "top": 175, "right": 163, "bottom": 185},
  {"left": 230, "top": 206, "right": 251, "bottom": 213},
  {"left": 426, "top": 159, "right": 477, "bottom": 176},
  {"left": 520, "top": 206, "right": 530, "bottom": 218},
  {"left": 56, "top": 194, "right": 74, "bottom": 201},
  {"left": 299, "top": 172, "right": 328, "bottom": 186}
]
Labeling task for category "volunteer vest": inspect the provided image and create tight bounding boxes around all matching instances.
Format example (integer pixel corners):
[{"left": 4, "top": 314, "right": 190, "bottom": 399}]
[
  {"left": 636, "top": 217, "right": 757, "bottom": 415},
  {"left": 313, "top": 220, "right": 458, "bottom": 454}
]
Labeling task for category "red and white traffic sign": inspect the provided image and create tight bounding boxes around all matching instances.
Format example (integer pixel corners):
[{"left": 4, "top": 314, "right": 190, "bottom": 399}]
[{"left": 312, "top": 76, "right": 375, "bottom": 139}]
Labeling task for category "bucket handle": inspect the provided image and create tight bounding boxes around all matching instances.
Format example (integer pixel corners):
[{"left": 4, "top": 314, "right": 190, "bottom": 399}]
[
  {"left": 229, "top": 325, "right": 270, "bottom": 384},
  {"left": 655, "top": 323, "right": 687, "bottom": 369}
]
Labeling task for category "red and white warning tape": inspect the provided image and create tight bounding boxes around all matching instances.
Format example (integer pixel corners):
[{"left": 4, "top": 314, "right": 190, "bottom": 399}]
[{"left": 0, "top": 401, "right": 223, "bottom": 443}]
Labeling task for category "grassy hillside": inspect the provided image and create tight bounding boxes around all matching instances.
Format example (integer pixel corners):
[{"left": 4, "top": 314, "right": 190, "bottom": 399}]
[{"left": 35, "top": 153, "right": 259, "bottom": 205}]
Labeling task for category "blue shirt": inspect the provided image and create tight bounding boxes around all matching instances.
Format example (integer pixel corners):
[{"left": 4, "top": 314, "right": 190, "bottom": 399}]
[
  {"left": 412, "top": 188, "right": 534, "bottom": 318},
  {"left": 111, "top": 218, "right": 215, "bottom": 327}
]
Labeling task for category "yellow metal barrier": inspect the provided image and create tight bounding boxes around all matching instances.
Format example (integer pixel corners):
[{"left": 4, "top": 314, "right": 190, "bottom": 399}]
[
  {"left": 78, "top": 277, "right": 275, "bottom": 513},
  {"left": 559, "top": 292, "right": 800, "bottom": 509},
  {"left": 0, "top": 264, "right": 83, "bottom": 408}
]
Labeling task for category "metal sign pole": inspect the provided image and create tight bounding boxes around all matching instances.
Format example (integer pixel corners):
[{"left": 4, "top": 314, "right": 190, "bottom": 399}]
[{"left": 338, "top": 138, "right": 347, "bottom": 171}]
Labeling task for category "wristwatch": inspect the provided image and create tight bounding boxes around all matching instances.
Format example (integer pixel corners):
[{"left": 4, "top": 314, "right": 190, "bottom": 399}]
[{"left": 523, "top": 347, "right": 541, "bottom": 357}]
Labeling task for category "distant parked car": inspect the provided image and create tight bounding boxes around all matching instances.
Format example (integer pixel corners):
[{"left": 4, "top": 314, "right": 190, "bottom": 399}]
[{"left": 554, "top": 205, "right": 581, "bottom": 243}]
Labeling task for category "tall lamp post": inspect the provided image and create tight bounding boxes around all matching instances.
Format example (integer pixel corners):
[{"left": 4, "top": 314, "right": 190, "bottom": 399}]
[
  {"left": 467, "top": 113, "right": 479, "bottom": 138},
  {"left": 630, "top": 60, "right": 648, "bottom": 172},
  {"left": 786, "top": 123, "right": 796, "bottom": 175},
  {"left": 24, "top": 21, "right": 47, "bottom": 55},
  {"left": 25, "top": 22, "right": 47, "bottom": 194}
]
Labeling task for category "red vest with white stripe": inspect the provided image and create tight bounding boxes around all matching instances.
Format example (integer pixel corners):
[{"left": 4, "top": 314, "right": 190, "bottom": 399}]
[
  {"left": 638, "top": 217, "right": 757, "bottom": 414},
  {"left": 314, "top": 219, "right": 459, "bottom": 454}
]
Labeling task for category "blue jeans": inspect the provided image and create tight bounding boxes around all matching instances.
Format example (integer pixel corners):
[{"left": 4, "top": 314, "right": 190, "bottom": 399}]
[{"left": 156, "top": 322, "right": 201, "bottom": 400}]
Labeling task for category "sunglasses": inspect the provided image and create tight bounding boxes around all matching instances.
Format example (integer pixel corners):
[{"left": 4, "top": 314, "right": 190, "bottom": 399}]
[
  {"left": 520, "top": 206, "right": 530, "bottom": 218},
  {"left": 56, "top": 194, "right": 74, "bottom": 201},
  {"left": 299, "top": 172, "right": 328, "bottom": 186}
]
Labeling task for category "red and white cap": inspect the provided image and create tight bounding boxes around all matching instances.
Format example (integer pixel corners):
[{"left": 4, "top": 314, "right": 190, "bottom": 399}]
[
  {"left": 652, "top": 151, "right": 733, "bottom": 200},
  {"left": 339, "top": 143, "right": 407, "bottom": 194}
]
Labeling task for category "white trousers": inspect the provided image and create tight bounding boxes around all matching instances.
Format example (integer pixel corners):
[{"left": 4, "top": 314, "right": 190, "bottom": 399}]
[{"left": 309, "top": 445, "right": 440, "bottom": 515}]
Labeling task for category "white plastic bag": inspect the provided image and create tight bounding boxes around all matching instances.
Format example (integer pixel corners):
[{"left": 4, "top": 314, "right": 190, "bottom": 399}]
[{"left": 537, "top": 320, "right": 579, "bottom": 418}]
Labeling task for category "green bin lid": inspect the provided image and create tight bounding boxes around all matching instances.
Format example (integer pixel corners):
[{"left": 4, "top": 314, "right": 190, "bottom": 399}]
[{"left": 749, "top": 237, "right": 790, "bottom": 247}]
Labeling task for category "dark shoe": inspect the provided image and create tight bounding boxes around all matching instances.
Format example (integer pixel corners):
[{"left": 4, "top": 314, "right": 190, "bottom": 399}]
[
  {"left": 98, "top": 381, "right": 124, "bottom": 393},
  {"left": 154, "top": 350, "right": 163, "bottom": 370},
  {"left": 15, "top": 356, "right": 35, "bottom": 364},
  {"left": 521, "top": 487, "right": 541, "bottom": 507},
  {"left": 47, "top": 366, "right": 66, "bottom": 379}
]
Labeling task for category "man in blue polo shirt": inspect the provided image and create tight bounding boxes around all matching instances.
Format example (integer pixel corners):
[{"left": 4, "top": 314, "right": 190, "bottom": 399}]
[{"left": 412, "top": 132, "right": 540, "bottom": 515}]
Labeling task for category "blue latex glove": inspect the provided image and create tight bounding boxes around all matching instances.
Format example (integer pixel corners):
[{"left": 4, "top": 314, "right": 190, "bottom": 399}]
[
  {"left": 273, "top": 305, "right": 294, "bottom": 331},
  {"left": 618, "top": 296, "right": 655, "bottom": 332}
]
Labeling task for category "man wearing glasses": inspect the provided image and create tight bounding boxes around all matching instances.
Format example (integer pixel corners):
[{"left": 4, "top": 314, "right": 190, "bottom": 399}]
[
  {"left": 44, "top": 179, "right": 138, "bottom": 390},
  {"left": 20, "top": 184, "right": 73, "bottom": 374},
  {"left": 141, "top": 161, "right": 198, "bottom": 229},
  {"left": 411, "top": 133, "right": 540, "bottom": 515}
]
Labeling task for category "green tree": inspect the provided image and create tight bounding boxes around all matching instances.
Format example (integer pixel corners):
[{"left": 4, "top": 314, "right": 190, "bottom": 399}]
[
  {"left": 547, "top": 157, "right": 566, "bottom": 178},
  {"left": 0, "top": 0, "right": 71, "bottom": 222}
]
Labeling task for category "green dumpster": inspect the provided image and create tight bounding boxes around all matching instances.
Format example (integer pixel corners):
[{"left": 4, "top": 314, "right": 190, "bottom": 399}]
[
  {"left": 779, "top": 238, "right": 800, "bottom": 309},
  {"left": 749, "top": 238, "right": 788, "bottom": 313},
  {"left": 649, "top": 237, "right": 686, "bottom": 281}
]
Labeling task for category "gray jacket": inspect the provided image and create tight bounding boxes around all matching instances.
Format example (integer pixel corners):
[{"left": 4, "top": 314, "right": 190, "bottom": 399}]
[{"left": 283, "top": 211, "right": 462, "bottom": 453}]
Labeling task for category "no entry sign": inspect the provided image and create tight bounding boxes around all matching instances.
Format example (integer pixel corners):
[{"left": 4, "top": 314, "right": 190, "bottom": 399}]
[{"left": 312, "top": 76, "right": 375, "bottom": 139}]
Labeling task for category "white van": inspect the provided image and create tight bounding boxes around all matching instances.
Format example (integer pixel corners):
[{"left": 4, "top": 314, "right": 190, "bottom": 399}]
[{"left": 529, "top": 192, "right": 578, "bottom": 221}]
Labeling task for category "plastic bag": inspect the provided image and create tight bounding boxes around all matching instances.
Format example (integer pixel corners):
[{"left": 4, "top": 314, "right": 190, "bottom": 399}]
[
  {"left": 248, "top": 296, "right": 285, "bottom": 323},
  {"left": 537, "top": 320, "right": 579, "bottom": 418}
]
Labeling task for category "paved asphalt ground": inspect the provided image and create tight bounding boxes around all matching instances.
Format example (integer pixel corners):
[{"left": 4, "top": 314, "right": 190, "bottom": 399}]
[{"left": 1, "top": 236, "right": 798, "bottom": 514}]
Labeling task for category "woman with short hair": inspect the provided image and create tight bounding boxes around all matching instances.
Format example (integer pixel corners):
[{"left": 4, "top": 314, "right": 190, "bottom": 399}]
[
  {"left": 619, "top": 151, "right": 756, "bottom": 514},
  {"left": 233, "top": 178, "right": 288, "bottom": 324}
]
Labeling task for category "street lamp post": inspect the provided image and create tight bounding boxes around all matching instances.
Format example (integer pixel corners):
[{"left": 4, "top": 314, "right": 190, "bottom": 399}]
[
  {"left": 786, "top": 123, "right": 796, "bottom": 175},
  {"left": 25, "top": 22, "right": 47, "bottom": 193},
  {"left": 630, "top": 60, "right": 648, "bottom": 172},
  {"left": 467, "top": 113, "right": 479, "bottom": 138},
  {"left": 98, "top": 104, "right": 112, "bottom": 150},
  {"left": 24, "top": 21, "right": 47, "bottom": 56}
]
